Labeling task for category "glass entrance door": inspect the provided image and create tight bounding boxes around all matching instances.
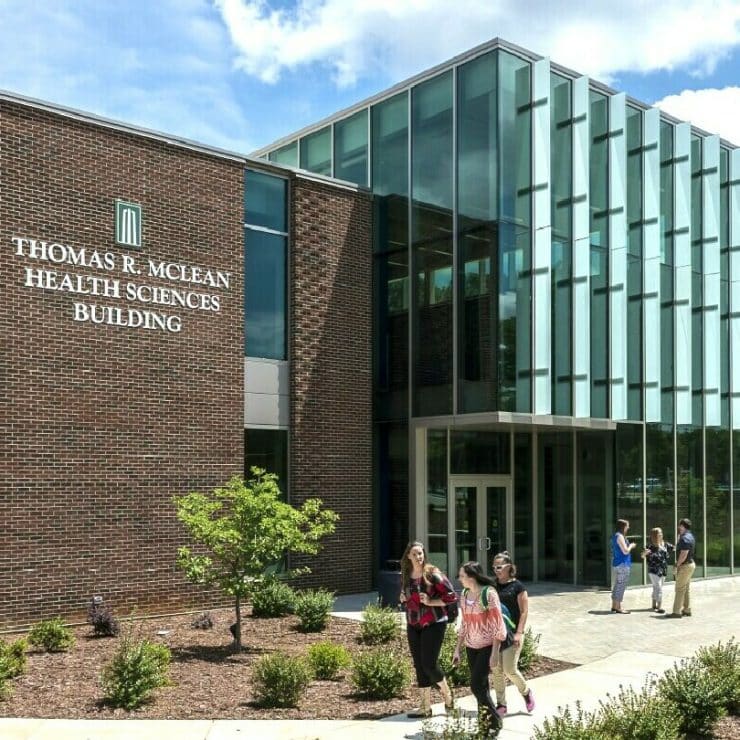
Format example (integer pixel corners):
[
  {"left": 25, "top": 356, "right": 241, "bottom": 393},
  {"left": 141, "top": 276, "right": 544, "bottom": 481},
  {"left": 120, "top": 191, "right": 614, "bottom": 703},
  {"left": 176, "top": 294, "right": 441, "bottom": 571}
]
[{"left": 449, "top": 476, "right": 511, "bottom": 577}]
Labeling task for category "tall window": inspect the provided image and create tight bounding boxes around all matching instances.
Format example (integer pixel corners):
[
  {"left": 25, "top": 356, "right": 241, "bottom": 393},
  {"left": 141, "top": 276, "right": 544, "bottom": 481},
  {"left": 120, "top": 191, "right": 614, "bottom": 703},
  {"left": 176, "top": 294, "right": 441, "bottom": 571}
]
[{"left": 244, "top": 169, "right": 288, "bottom": 360}]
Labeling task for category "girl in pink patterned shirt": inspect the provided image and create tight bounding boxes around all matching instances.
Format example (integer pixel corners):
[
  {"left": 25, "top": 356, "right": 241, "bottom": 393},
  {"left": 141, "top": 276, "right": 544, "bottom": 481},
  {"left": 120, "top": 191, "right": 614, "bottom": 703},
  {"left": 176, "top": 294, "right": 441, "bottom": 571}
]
[{"left": 453, "top": 561, "right": 506, "bottom": 734}]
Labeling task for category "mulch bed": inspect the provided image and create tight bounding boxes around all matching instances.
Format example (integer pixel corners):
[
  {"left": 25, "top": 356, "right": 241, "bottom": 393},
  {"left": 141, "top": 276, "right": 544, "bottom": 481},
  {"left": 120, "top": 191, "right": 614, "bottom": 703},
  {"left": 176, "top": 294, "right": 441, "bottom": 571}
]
[{"left": 1, "top": 606, "right": 574, "bottom": 720}]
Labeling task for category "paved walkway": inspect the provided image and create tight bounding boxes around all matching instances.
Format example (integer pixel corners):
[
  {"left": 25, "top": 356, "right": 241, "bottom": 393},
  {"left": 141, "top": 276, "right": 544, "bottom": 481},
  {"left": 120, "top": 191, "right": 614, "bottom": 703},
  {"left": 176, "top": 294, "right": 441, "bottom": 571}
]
[{"left": 2, "top": 576, "right": 738, "bottom": 739}]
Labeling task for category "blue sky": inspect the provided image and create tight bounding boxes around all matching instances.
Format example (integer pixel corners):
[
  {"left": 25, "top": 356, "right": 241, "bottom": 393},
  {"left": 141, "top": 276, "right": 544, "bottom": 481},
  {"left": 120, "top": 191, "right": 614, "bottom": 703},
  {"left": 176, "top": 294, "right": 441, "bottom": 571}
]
[{"left": 1, "top": 0, "right": 739, "bottom": 153}]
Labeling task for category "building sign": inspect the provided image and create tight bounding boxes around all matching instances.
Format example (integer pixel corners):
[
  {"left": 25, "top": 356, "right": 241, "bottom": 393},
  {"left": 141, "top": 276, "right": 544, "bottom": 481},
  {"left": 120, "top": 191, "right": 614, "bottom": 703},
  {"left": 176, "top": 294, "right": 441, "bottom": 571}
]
[
  {"left": 115, "top": 200, "right": 142, "bottom": 248},
  {"left": 10, "top": 235, "right": 231, "bottom": 334}
]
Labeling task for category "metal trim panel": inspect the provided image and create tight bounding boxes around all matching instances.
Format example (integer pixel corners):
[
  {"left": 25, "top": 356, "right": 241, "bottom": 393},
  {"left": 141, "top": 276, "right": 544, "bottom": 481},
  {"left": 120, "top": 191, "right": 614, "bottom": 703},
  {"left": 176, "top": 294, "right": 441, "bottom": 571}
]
[{"left": 730, "top": 149, "right": 740, "bottom": 428}]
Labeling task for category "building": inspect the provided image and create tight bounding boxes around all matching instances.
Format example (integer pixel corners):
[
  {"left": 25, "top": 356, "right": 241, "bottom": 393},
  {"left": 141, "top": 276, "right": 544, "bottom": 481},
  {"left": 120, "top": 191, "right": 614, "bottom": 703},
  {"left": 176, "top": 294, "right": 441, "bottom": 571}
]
[
  {"left": 254, "top": 37, "right": 740, "bottom": 589},
  {"left": 1, "top": 37, "right": 739, "bottom": 627}
]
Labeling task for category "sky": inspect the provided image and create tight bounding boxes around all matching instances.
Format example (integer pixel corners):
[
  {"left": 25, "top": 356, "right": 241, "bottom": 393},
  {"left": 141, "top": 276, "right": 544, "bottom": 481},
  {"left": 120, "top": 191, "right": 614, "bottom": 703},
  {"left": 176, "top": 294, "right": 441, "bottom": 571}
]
[{"left": 0, "top": 0, "right": 739, "bottom": 154}]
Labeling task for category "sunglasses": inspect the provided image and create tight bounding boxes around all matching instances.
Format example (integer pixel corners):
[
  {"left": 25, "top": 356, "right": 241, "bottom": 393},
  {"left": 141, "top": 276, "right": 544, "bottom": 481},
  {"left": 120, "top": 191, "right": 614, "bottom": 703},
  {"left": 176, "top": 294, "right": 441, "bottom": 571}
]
[{"left": 493, "top": 565, "right": 506, "bottom": 570}]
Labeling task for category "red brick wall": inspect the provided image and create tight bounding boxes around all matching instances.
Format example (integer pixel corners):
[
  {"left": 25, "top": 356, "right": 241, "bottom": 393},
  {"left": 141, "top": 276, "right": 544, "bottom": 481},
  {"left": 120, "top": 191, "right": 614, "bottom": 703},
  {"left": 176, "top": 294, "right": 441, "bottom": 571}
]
[
  {"left": 289, "top": 176, "right": 373, "bottom": 594},
  {"left": 0, "top": 100, "right": 244, "bottom": 628}
]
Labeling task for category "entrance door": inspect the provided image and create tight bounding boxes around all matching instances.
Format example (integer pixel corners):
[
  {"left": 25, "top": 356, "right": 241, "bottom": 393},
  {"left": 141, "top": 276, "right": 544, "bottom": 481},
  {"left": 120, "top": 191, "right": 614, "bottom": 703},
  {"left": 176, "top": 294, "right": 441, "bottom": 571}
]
[{"left": 449, "top": 476, "right": 511, "bottom": 577}]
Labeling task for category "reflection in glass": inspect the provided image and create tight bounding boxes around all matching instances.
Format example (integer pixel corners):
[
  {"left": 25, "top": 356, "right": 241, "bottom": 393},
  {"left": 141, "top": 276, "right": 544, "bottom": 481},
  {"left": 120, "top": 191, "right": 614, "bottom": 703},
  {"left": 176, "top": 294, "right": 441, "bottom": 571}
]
[
  {"left": 514, "top": 433, "right": 533, "bottom": 580},
  {"left": 244, "top": 229, "right": 286, "bottom": 359},
  {"left": 590, "top": 92, "right": 609, "bottom": 417},
  {"left": 245, "top": 170, "right": 287, "bottom": 233},
  {"left": 645, "top": 424, "right": 675, "bottom": 555},
  {"left": 615, "top": 423, "right": 644, "bottom": 584},
  {"left": 458, "top": 52, "right": 498, "bottom": 412},
  {"left": 691, "top": 136, "right": 704, "bottom": 426},
  {"left": 300, "top": 127, "right": 331, "bottom": 175},
  {"left": 551, "top": 73, "right": 572, "bottom": 415},
  {"left": 427, "top": 429, "right": 448, "bottom": 573},
  {"left": 705, "top": 428, "right": 730, "bottom": 574},
  {"left": 245, "top": 428, "right": 288, "bottom": 495},
  {"left": 376, "top": 422, "right": 409, "bottom": 567},
  {"left": 269, "top": 141, "right": 298, "bottom": 168},
  {"left": 450, "top": 430, "right": 509, "bottom": 475},
  {"left": 578, "top": 432, "right": 612, "bottom": 585},
  {"left": 334, "top": 110, "right": 368, "bottom": 185},
  {"left": 538, "top": 432, "right": 573, "bottom": 582},
  {"left": 676, "top": 426, "right": 703, "bottom": 574},
  {"left": 455, "top": 486, "right": 478, "bottom": 571},
  {"left": 412, "top": 72, "right": 453, "bottom": 415}
]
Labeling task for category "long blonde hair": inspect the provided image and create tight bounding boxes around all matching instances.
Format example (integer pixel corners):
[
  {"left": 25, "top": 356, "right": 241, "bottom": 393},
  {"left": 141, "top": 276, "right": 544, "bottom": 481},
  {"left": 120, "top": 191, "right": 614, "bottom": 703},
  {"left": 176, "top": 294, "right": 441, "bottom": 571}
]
[{"left": 650, "top": 527, "right": 664, "bottom": 546}]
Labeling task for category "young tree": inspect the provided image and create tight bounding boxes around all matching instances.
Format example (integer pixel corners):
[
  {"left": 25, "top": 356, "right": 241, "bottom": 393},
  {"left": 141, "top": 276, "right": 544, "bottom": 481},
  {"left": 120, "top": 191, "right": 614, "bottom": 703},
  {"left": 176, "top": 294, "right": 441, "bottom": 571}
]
[{"left": 174, "top": 469, "right": 338, "bottom": 649}]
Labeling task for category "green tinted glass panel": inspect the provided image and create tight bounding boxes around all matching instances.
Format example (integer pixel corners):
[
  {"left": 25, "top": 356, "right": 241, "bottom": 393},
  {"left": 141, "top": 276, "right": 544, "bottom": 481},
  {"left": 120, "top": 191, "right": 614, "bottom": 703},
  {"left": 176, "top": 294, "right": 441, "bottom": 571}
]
[
  {"left": 244, "top": 229, "right": 286, "bottom": 359},
  {"left": 269, "top": 141, "right": 298, "bottom": 168},
  {"left": 300, "top": 126, "right": 331, "bottom": 175},
  {"left": 245, "top": 169, "right": 287, "bottom": 232},
  {"left": 334, "top": 109, "right": 368, "bottom": 185}
]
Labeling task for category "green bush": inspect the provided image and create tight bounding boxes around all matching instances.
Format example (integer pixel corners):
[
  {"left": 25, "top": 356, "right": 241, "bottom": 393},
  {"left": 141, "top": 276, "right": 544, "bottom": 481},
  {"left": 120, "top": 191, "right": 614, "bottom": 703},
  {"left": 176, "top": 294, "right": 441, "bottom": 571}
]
[
  {"left": 27, "top": 618, "right": 75, "bottom": 653},
  {"left": 306, "top": 641, "right": 351, "bottom": 680},
  {"left": 438, "top": 625, "right": 470, "bottom": 688},
  {"left": 351, "top": 648, "right": 410, "bottom": 699},
  {"left": 360, "top": 604, "right": 399, "bottom": 645},
  {"left": 595, "top": 679, "right": 681, "bottom": 740},
  {"left": 518, "top": 627, "right": 540, "bottom": 672},
  {"left": 695, "top": 639, "right": 740, "bottom": 713},
  {"left": 0, "top": 638, "right": 28, "bottom": 701},
  {"left": 533, "top": 702, "right": 604, "bottom": 740},
  {"left": 251, "top": 578, "right": 295, "bottom": 618},
  {"left": 657, "top": 656, "right": 728, "bottom": 736},
  {"left": 101, "top": 638, "right": 171, "bottom": 710},
  {"left": 252, "top": 651, "right": 312, "bottom": 707},
  {"left": 294, "top": 589, "right": 334, "bottom": 633}
]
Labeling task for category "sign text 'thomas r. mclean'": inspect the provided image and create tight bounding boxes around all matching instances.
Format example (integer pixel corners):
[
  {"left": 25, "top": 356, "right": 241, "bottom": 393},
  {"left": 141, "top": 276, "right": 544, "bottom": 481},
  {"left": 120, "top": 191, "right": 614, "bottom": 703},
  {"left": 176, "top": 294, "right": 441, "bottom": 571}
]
[{"left": 11, "top": 236, "right": 231, "bottom": 333}]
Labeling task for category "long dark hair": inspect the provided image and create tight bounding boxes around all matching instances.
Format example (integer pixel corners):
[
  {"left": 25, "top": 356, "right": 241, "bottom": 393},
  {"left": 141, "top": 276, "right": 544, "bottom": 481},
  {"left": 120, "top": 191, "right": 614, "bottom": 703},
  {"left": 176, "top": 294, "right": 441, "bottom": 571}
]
[
  {"left": 460, "top": 561, "right": 498, "bottom": 588},
  {"left": 400, "top": 540, "right": 438, "bottom": 590}
]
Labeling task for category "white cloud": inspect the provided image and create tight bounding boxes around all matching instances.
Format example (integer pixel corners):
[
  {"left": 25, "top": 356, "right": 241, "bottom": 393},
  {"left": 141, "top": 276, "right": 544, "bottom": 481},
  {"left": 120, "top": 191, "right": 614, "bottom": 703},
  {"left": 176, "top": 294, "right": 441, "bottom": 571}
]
[
  {"left": 215, "top": 0, "right": 740, "bottom": 87},
  {"left": 654, "top": 87, "right": 740, "bottom": 146}
]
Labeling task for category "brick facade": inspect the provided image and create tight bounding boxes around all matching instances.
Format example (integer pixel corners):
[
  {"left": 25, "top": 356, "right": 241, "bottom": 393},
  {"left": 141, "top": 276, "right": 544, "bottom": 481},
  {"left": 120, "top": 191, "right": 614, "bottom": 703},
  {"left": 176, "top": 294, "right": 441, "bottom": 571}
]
[
  {"left": 289, "top": 176, "right": 374, "bottom": 594},
  {"left": 0, "top": 100, "right": 245, "bottom": 628}
]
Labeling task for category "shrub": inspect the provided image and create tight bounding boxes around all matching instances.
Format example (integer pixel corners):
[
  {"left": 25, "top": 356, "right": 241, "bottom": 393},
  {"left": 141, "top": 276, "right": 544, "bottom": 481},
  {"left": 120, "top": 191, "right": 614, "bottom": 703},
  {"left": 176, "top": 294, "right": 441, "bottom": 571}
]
[
  {"left": 657, "top": 656, "right": 728, "bottom": 736},
  {"left": 518, "top": 627, "right": 540, "bottom": 672},
  {"left": 533, "top": 702, "right": 603, "bottom": 740},
  {"left": 87, "top": 602, "right": 120, "bottom": 637},
  {"left": 27, "top": 618, "right": 75, "bottom": 653},
  {"left": 101, "top": 637, "right": 171, "bottom": 710},
  {"left": 307, "top": 641, "right": 351, "bottom": 680},
  {"left": 695, "top": 639, "right": 740, "bottom": 713},
  {"left": 360, "top": 604, "right": 399, "bottom": 645},
  {"left": 0, "top": 638, "right": 28, "bottom": 680},
  {"left": 191, "top": 612, "right": 215, "bottom": 630},
  {"left": 595, "top": 678, "right": 681, "bottom": 740},
  {"left": 351, "top": 648, "right": 410, "bottom": 699},
  {"left": 251, "top": 579, "right": 295, "bottom": 618},
  {"left": 294, "top": 589, "right": 334, "bottom": 633},
  {"left": 438, "top": 625, "right": 470, "bottom": 688},
  {"left": 0, "top": 638, "right": 28, "bottom": 699},
  {"left": 252, "top": 652, "right": 311, "bottom": 707}
]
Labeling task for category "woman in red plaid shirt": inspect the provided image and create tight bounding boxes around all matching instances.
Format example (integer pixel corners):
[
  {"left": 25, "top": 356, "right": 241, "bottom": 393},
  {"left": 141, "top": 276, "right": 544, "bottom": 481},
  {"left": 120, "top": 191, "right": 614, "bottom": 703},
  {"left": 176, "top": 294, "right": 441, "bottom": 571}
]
[{"left": 399, "top": 541, "right": 457, "bottom": 717}]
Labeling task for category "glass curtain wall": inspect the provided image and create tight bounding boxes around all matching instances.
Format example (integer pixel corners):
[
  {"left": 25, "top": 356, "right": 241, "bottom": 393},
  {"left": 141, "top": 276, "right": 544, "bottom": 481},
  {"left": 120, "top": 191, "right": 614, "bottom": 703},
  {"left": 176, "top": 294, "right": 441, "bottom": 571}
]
[
  {"left": 550, "top": 73, "right": 573, "bottom": 415},
  {"left": 590, "top": 92, "right": 609, "bottom": 417},
  {"left": 615, "top": 423, "right": 644, "bottom": 584},
  {"left": 375, "top": 422, "right": 409, "bottom": 566},
  {"left": 498, "top": 52, "right": 532, "bottom": 412},
  {"left": 514, "top": 433, "right": 533, "bottom": 579},
  {"left": 334, "top": 110, "right": 368, "bottom": 185},
  {"left": 412, "top": 72, "right": 454, "bottom": 416},
  {"left": 537, "top": 432, "right": 574, "bottom": 581},
  {"left": 626, "top": 106, "right": 643, "bottom": 420},
  {"left": 660, "top": 121, "right": 675, "bottom": 425},
  {"left": 300, "top": 127, "right": 331, "bottom": 175},
  {"left": 427, "top": 429, "right": 448, "bottom": 573},
  {"left": 645, "top": 423, "right": 675, "bottom": 549},
  {"left": 457, "top": 51, "right": 498, "bottom": 413}
]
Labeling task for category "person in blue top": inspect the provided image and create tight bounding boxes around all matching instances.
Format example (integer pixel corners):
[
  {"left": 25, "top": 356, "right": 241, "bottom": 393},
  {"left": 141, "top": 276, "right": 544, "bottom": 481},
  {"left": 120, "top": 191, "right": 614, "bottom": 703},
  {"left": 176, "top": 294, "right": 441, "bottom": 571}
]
[
  {"left": 666, "top": 518, "right": 696, "bottom": 618},
  {"left": 610, "top": 519, "right": 635, "bottom": 614}
]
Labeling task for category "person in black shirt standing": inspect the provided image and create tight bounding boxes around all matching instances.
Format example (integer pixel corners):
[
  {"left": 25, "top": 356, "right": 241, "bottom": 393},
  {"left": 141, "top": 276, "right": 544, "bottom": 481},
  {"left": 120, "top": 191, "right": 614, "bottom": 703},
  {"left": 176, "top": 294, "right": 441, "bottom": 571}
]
[
  {"left": 666, "top": 518, "right": 696, "bottom": 618},
  {"left": 641, "top": 527, "right": 674, "bottom": 613},
  {"left": 491, "top": 551, "right": 535, "bottom": 717}
]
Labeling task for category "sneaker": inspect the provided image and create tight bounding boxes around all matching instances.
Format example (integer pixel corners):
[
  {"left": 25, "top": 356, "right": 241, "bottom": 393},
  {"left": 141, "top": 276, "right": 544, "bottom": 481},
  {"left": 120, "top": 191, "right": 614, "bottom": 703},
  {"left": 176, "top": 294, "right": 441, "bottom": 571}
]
[
  {"left": 524, "top": 690, "right": 536, "bottom": 712},
  {"left": 664, "top": 613, "right": 682, "bottom": 619},
  {"left": 495, "top": 704, "right": 507, "bottom": 717},
  {"left": 656, "top": 608, "right": 665, "bottom": 614},
  {"left": 682, "top": 610, "right": 692, "bottom": 617}
]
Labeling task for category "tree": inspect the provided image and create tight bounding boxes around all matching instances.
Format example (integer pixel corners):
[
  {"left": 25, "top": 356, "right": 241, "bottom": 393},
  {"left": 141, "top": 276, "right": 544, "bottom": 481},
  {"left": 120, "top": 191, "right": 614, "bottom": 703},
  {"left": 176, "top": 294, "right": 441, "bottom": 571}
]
[{"left": 174, "top": 469, "right": 338, "bottom": 649}]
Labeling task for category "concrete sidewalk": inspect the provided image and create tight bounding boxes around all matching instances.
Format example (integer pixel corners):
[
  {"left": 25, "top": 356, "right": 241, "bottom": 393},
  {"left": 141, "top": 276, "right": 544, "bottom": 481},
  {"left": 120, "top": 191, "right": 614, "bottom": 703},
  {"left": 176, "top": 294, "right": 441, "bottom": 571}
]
[{"left": 2, "top": 575, "right": 737, "bottom": 739}]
